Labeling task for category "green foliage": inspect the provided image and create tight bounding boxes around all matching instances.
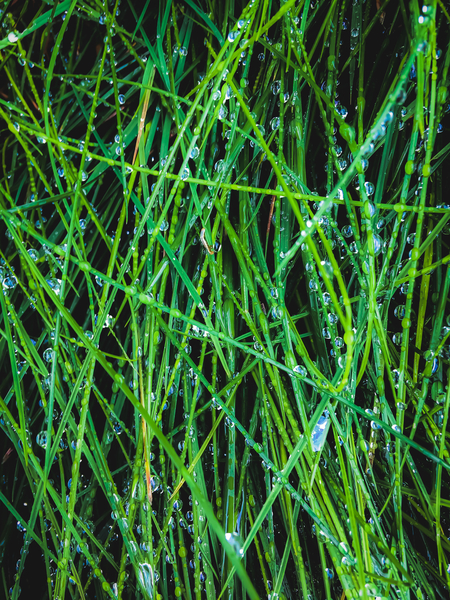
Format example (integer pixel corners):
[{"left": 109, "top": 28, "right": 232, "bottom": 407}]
[{"left": 0, "top": 0, "right": 450, "bottom": 599}]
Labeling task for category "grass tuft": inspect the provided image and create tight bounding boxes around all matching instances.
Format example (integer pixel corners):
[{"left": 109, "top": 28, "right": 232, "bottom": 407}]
[{"left": 1, "top": 1, "right": 450, "bottom": 599}]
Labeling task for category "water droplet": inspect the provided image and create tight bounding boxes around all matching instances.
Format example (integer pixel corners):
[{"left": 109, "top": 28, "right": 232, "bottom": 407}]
[
  {"left": 341, "top": 225, "right": 353, "bottom": 238},
  {"left": 270, "top": 117, "right": 280, "bottom": 131},
  {"left": 372, "top": 233, "right": 383, "bottom": 255},
  {"left": 36, "top": 431, "right": 48, "bottom": 448},
  {"left": 392, "top": 333, "right": 402, "bottom": 346},
  {"left": 394, "top": 305, "right": 406, "bottom": 319},
  {"left": 293, "top": 365, "right": 306, "bottom": 377},
  {"left": 311, "top": 412, "right": 329, "bottom": 451},
  {"left": 224, "top": 532, "right": 244, "bottom": 557},
  {"left": 364, "top": 182, "right": 375, "bottom": 196},
  {"left": 137, "top": 563, "right": 153, "bottom": 596},
  {"left": 218, "top": 105, "right": 228, "bottom": 121},
  {"left": 46, "top": 278, "right": 62, "bottom": 296},
  {"left": 42, "top": 348, "right": 53, "bottom": 362},
  {"left": 337, "top": 105, "right": 348, "bottom": 119},
  {"left": 334, "top": 337, "right": 343, "bottom": 348},
  {"left": 225, "top": 417, "right": 235, "bottom": 429},
  {"left": 271, "top": 80, "right": 281, "bottom": 95},
  {"left": 3, "top": 275, "right": 18, "bottom": 290}
]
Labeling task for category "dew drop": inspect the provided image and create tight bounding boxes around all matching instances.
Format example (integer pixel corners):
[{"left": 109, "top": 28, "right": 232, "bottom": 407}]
[
  {"left": 271, "top": 80, "right": 281, "bottom": 95},
  {"left": 36, "top": 431, "right": 48, "bottom": 448},
  {"left": 293, "top": 365, "right": 306, "bottom": 377},
  {"left": 137, "top": 563, "right": 153, "bottom": 596},
  {"left": 224, "top": 532, "right": 244, "bottom": 557},
  {"left": 311, "top": 412, "right": 329, "bottom": 451}
]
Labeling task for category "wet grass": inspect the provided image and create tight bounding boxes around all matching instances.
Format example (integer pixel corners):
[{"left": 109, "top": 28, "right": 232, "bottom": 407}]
[{"left": 0, "top": 0, "right": 450, "bottom": 599}]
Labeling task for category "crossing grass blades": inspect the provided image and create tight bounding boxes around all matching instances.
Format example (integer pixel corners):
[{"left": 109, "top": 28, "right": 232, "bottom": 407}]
[{"left": 1, "top": 0, "right": 450, "bottom": 599}]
